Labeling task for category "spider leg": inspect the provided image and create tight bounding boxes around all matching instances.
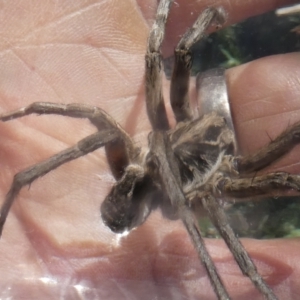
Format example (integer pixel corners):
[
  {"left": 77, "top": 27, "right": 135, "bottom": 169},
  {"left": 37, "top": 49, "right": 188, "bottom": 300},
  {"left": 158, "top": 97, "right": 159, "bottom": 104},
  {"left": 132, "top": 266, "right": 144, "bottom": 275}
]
[
  {"left": 145, "top": 0, "right": 172, "bottom": 131},
  {"left": 148, "top": 131, "right": 230, "bottom": 300},
  {"left": 202, "top": 194, "right": 278, "bottom": 300},
  {"left": 170, "top": 8, "right": 226, "bottom": 123},
  {"left": 221, "top": 172, "right": 300, "bottom": 198},
  {"left": 0, "top": 102, "right": 139, "bottom": 179},
  {"left": 0, "top": 128, "right": 118, "bottom": 237},
  {"left": 236, "top": 121, "right": 300, "bottom": 173}
]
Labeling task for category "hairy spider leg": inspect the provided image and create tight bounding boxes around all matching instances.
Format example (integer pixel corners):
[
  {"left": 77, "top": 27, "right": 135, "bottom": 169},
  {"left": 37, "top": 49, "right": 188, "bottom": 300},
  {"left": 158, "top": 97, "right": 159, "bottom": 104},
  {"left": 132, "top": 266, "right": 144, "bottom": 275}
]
[
  {"left": 170, "top": 7, "right": 226, "bottom": 123},
  {"left": 145, "top": 2, "right": 230, "bottom": 298},
  {"left": 99, "top": 0, "right": 173, "bottom": 234},
  {"left": 98, "top": 0, "right": 180, "bottom": 234},
  {"left": 0, "top": 102, "right": 142, "bottom": 236},
  {"left": 150, "top": 2, "right": 278, "bottom": 299},
  {"left": 145, "top": 0, "right": 172, "bottom": 131},
  {"left": 0, "top": 102, "right": 139, "bottom": 179},
  {"left": 237, "top": 121, "right": 300, "bottom": 173},
  {"left": 196, "top": 82, "right": 300, "bottom": 300},
  {"left": 0, "top": 129, "right": 118, "bottom": 236},
  {"left": 0, "top": 1, "right": 292, "bottom": 299},
  {"left": 149, "top": 131, "right": 230, "bottom": 300},
  {"left": 146, "top": 2, "right": 239, "bottom": 299},
  {"left": 222, "top": 172, "right": 300, "bottom": 198},
  {"left": 202, "top": 193, "right": 278, "bottom": 300}
]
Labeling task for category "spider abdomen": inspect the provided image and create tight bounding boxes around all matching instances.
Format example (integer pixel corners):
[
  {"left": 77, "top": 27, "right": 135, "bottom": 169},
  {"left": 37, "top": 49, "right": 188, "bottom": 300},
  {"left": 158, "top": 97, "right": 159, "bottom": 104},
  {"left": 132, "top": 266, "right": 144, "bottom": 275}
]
[{"left": 100, "top": 165, "right": 157, "bottom": 233}]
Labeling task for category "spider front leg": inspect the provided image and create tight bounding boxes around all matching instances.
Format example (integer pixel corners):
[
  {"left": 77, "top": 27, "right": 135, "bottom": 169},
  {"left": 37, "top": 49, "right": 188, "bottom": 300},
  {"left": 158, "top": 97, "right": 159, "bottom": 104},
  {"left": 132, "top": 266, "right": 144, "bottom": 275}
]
[
  {"left": 0, "top": 128, "right": 118, "bottom": 236},
  {"left": 170, "top": 7, "right": 226, "bottom": 123},
  {"left": 221, "top": 172, "right": 300, "bottom": 198},
  {"left": 0, "top": 101, "right": 142, "bottom": 235},
  {"left": 145, "top": 0, "right": 172, "bottom": 131},
  {"left": 0, "top": 102, "right": 140, "bottom": 179},
  {"left": 145, "top": 2, "right": 226, "bottom": 126}
]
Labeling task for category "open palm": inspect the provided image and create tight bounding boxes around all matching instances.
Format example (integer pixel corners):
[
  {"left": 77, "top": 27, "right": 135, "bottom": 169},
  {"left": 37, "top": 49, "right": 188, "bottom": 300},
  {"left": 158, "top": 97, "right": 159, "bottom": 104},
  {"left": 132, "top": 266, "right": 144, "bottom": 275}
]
[{"left": 0, "top": 0, "right": 299, "bottom": 299}]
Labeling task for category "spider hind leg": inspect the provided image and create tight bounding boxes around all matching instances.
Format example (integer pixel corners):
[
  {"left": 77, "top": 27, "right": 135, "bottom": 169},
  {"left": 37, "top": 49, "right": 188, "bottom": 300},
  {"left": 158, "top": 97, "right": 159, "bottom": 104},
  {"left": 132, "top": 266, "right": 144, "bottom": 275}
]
[
  {"left": 236, "top": 121, "right": 300, "bottom": 173},
  {"left": 202, "top": 193, "right": 278, "bottom": 300},
  {"left": 0, "top": 129, "right": 118, "bottom": 236},
  {"left": 222, "top": 172, "right": 300, "bottom": 198},
  {"left": 0, "top": 101, "right": 139, "bottom": 179}
]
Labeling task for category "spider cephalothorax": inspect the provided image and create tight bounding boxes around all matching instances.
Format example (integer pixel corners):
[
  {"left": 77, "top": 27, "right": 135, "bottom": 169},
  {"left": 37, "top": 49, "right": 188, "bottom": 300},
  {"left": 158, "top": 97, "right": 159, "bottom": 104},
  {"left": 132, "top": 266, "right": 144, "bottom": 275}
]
[
  {"left": 0, "top": 1, "right": 298, "bottom": 299},
  {"left": 101, "top": 111, "right": 236, "bottom": 233}
]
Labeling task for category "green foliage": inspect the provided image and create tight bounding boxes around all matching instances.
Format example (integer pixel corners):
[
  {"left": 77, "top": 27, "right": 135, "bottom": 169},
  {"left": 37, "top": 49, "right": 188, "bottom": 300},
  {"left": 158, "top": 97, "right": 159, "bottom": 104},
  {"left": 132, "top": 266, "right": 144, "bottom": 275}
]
[{"left": 191, "top": 11, "right": 300, "bottom": 73}]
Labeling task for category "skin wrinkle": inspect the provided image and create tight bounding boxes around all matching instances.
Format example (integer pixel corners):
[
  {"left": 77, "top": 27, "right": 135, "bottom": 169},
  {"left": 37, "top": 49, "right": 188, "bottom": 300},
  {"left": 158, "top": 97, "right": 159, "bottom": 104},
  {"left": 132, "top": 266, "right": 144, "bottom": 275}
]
[
  {"left": 11, "top": 48, "right": 64, "bottom": 103},
  {"left": 9, "top": 43, "right": 142, "bottom": 104},
  {"left": 7, "top": 45, "right": 140, "bottom": 139},
  {"left": 135, "top": 0, "right": 157, "bottom": 28},
  {"left": 240, "top": 107, "right": 300, "bottom": 125},
  {"left": 0, "top": 0, "right": 300, "bottom": 299},
  {"left": 1, "top": 2, "right": 147, "bottom": 55},
  {"left": 6, "top": 1, "right": 104, "bottom": 46},
  {"left": 97, "top": 48, "right": 131, "bottom": 85},
  {"left": 4, "top": 43, "right": 142, "bottom": 123},
  {"left": 229, "top": 55, "right": 300, "bottom": 159},
  {"left": 0, "top": 114, "right": 109, "bottom": 188},
  {"left": 0, "top": 43, "right": 144, "bottom": 51},
  {"left": 272, "top": 160, "right": 300, "bottom": 174},
  {"left": 239, "top": 93, "right": 300, "bottom": 121},
  {"left": 0, "top": 56, "right": 102, "bottom": 154}
]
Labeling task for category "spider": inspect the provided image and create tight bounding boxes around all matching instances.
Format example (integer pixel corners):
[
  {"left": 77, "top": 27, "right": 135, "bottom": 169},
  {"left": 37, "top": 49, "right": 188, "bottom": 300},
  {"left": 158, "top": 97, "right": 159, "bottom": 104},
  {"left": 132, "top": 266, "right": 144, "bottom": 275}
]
[{"left": 0, "top": 0, "right": 298, "bottom": 299}]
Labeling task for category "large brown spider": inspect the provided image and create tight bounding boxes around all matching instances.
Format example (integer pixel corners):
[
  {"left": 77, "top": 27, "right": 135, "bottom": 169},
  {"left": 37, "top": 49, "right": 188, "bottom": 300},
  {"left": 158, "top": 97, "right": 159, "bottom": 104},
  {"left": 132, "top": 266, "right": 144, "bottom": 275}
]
[{"left": 0, "top": 0, "right": 299, "bottom": 299}]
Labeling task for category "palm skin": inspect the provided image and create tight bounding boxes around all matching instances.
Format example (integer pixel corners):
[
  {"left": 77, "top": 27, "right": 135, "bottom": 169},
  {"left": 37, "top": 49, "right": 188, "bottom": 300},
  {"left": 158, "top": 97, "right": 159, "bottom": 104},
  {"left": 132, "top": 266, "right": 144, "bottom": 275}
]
[{"left": 0, "top": 0, "right": 299, "bottom": 299}]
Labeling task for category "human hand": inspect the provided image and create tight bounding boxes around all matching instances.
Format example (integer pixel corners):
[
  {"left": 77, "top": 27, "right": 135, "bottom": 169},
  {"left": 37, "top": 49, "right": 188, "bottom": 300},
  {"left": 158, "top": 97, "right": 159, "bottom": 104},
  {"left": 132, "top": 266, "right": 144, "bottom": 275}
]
[{"left": 0, "top": 0, "right": 299, "bottom": 299}]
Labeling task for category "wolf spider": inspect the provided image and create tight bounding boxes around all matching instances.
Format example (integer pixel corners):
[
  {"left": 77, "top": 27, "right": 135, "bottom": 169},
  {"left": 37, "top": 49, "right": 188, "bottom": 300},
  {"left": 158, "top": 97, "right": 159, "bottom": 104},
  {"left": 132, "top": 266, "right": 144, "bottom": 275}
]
[{"left": 0, "top": 0, "right": 298, "bottom": 299}]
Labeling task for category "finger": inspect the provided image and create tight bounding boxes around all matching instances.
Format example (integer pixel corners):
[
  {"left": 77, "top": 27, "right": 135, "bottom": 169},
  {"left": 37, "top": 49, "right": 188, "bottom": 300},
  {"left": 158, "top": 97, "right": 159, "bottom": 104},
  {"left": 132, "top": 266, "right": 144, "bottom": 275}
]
[
  {"left": 154, "top": 228, "right": 300, "bottom": 300},
  {"left": 83, "top": 218, "right": 300, "bottom": 300},
  {"left": 227, "top": 52, "right": 300, "bottom": 172}
]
